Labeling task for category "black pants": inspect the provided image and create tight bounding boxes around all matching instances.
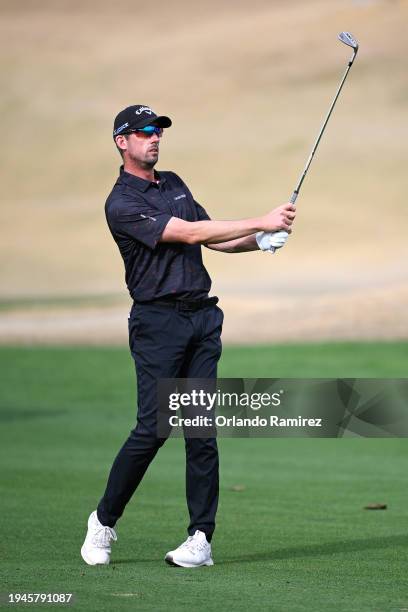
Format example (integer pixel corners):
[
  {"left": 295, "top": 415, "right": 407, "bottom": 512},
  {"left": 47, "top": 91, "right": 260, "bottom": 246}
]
[{"left": 97, "top": 302, "right": 223, "bottom": 542}]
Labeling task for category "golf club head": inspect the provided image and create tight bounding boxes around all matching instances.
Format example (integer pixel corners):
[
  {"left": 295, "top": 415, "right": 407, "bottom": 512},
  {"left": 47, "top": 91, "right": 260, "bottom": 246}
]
[{"left": 338, "top": 31, "right": 359, "bottom": 51}]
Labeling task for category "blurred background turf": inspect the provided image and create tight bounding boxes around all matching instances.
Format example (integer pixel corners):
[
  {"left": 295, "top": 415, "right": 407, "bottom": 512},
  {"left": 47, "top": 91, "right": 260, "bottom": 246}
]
[{"left": 1, "top": 0, "right": 407, "bottom": 343}]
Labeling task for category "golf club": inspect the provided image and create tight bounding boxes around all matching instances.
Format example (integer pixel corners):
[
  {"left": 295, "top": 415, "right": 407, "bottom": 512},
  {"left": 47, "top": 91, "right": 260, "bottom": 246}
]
[
  {"left": 261, "top": 31, "right": 359, "bottom": 252},
  {"left": 289, "top": 31, "right": 359, "bottom": 205}
]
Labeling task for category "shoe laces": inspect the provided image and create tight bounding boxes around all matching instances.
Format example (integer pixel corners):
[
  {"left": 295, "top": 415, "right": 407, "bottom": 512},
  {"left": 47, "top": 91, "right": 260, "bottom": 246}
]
[
  {"left": 92, "top": 525, "right": 117, "bottom": 548},
  {"left": 179, "top": 532, "right": 208, "bottom": 553}
]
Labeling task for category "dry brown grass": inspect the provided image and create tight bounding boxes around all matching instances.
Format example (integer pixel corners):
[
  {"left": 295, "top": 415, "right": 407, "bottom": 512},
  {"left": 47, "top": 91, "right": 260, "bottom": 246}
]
[{"left": 1, "top": 0, "right": 407, "bottom": 342}]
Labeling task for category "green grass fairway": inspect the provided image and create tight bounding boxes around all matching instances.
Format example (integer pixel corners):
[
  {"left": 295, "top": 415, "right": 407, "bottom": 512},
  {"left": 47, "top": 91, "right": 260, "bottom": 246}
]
[{"left": 1, "top": 343, "right": 408, "bottom": 611}]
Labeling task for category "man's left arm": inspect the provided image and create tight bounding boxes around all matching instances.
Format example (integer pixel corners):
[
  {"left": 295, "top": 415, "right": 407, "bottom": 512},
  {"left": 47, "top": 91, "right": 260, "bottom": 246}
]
[
  {"left": 205, "top": 235, "right": 259, "bottom": 253},
  {"left": 206, "top": 230, "right": 291, "bottom": 253}
]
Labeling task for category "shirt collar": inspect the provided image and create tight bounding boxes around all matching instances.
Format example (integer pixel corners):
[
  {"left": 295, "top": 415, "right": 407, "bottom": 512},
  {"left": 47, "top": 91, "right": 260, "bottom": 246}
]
[{"left": 119, "top": 166, "right": 166, "bottom": 192}]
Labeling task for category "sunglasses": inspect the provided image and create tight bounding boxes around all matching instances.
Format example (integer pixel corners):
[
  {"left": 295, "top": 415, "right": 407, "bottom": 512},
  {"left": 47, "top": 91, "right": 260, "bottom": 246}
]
[{"left": 127, "top": 126, "right": 163, "bottom": 137}]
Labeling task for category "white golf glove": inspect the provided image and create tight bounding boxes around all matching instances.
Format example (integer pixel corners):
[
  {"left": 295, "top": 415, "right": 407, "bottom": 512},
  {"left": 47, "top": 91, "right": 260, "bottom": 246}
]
[{"left": 256, "top": 231, "right": 289, "bottom": 253}]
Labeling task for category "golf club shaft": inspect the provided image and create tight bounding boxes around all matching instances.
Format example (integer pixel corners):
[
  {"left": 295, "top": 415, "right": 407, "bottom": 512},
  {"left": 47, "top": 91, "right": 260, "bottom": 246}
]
[{"left": 289, "top": 50, "right": 357, "bottom": 205}]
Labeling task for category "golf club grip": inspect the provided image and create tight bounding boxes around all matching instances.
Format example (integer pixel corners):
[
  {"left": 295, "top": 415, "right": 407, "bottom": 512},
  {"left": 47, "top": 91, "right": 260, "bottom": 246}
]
[
  {"left": 289, "top": 191, "right": 298, "bottom": 205},
  {"left": 271, "top": 192, "right": 298, "bottom": 255}
]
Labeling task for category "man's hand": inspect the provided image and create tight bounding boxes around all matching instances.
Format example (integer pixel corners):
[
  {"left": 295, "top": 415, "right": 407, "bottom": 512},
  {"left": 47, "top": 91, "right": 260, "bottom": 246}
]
[
  {"left": 259, "top": 203, "right": 296, "bottom": 233},
  {"left": 256, "top": 230, "right": 289, "bottom": 253}
]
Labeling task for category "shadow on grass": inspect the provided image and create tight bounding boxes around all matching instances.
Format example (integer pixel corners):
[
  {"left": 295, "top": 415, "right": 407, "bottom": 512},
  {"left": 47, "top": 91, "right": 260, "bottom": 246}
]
[
  {"left": 217, "top": 534, "right": 408, "bottom": 565},
  {"left": 112, "top": 558, "right": 159, "bottom": 565},
  {"left": 0, "top": 408, "right": 68, "bottom": 422},
  {"left": 107, "top": 535, "right": 408, "bottom": 566}
]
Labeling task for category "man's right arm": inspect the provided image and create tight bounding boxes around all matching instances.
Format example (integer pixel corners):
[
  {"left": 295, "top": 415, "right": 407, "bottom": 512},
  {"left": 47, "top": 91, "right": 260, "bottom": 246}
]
[{"left": 160, "top": 203, "right": 295, "bottom": 245}]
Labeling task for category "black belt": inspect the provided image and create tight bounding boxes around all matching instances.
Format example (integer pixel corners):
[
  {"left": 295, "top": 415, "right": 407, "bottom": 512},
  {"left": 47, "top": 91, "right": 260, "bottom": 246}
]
[{"left": 135, "top": 296, "right": 219, "bottom": 312}]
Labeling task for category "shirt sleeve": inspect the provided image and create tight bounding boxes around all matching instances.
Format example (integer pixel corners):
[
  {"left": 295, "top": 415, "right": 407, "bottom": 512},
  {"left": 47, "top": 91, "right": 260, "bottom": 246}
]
[
  {"left": 194, "top": 200, "right": 211, "bottom": 221},
  {"left": 109, "top": 199, "right": 172, "bottom": 249}
]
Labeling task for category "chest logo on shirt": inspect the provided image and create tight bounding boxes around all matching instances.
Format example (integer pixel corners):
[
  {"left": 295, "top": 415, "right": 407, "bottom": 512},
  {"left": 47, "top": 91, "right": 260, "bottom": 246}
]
[{"left": 174, "top": 194, "right": 187, "bottom": 200}]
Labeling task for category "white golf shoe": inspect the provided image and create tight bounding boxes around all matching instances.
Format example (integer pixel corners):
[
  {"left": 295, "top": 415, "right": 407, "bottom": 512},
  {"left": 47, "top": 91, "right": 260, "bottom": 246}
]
[
  {"left": 81, "top": 511, "right": 117, "bottom": 566},
  {"left": 165, "top": 530, "right": 214, "bottom": 568}
]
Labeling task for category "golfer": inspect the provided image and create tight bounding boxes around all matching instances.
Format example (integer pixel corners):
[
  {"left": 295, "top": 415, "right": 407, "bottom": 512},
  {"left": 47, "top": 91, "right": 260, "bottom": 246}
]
[{"left": 81, "top": 104, "right": 295, "bottom": 568}]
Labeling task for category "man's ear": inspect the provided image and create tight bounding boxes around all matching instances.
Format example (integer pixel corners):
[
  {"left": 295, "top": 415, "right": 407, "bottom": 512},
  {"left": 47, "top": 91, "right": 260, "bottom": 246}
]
[{"left": 115, "top": 135, "right": 128, "bottom": 154}]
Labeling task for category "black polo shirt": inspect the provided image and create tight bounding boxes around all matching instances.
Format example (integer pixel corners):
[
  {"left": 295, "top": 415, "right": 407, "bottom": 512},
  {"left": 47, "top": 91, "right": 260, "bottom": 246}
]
[{"left": 105, "top": 166, "right": 212, "bottom": 302}]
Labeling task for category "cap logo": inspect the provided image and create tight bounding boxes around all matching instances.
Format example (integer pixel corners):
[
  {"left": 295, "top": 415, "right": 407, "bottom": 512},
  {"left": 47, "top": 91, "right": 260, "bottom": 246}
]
[
  {"left": 113, "top": 122, "right": 129, "bottom": 136},
  {"left": 135, "top": 106, "right": 154, "bottom": 116}
]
